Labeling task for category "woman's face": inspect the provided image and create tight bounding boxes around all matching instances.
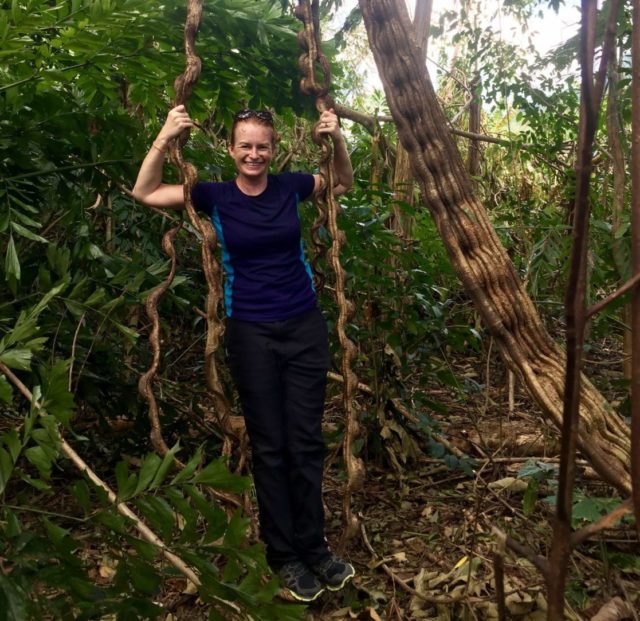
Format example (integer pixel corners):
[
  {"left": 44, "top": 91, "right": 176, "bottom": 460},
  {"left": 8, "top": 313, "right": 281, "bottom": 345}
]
[{"left": 228, "top": 120, "right": 275, "bottom": 179}]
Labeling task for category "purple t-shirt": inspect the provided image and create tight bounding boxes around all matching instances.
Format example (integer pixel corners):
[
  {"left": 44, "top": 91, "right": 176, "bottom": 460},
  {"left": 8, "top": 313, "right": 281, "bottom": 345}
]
[{"left": 191, "top": 172, "right": 317, "bottom": 322}]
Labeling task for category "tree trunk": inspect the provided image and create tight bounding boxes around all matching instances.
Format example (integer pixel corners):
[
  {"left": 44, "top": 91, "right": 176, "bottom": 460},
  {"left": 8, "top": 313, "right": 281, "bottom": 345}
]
[
  {"left": 390, "top": 0, "right": 432, "bottom": 238},
  {"left": 467, "top": 75, "right": 481, "bottom": 178},
  {"left": 359, "top": 0, "right": 631, "bottom": 494},
  {"left": 607, "top": 48, "right": 632, "bottom": 380}
]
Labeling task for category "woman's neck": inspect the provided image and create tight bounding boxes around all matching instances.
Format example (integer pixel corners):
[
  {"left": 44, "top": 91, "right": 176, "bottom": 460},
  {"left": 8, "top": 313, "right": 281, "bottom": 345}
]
[{"left": 235, "top": 174, "right": 268, "bottom": 196}]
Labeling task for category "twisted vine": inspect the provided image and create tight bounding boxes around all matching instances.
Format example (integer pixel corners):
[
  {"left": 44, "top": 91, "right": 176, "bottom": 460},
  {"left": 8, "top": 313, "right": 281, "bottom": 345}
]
[
  {"left": 295, "top": 0, "right": 364, "bottom": 544},
  {"left": 139, "top": 0, "right": 237, "bottom": 461},
  {"left": 294, "top": 0, "right": 331, "bottom": 293}
]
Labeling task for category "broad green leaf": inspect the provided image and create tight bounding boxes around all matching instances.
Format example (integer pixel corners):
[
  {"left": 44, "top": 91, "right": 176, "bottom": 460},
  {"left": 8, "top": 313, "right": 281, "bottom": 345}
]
[
  {"left": 71, "top": 479, "right": 91, "bottom": 514},
  {"left": 133, "top": 452, "right": 162, "bottom": 497},
  {"left": 4, "top": 508, "right": 21, "bottom": 537},
  {"left": 115, "top": 460, "right": 137, "bottom": 501},
  {"left": 0, "top": 348, "right": 32, "bottom": 371},
  {"left": 128, "top": 557, "right": 162, "bottom": 595},
  {"left": 40, "top": 360, "right": 75, "bottom": 427},
  {"left": 3, "top": 428, "right": 21, "bottom": 463},
  {"left": 0, "top": 573, "right": 28, "bottom": 621},
  {"left": 134, "top": 496, "right": 176, "bottom": 540},
  {"left": 19, "top": 473, "right": 51, "bottom": 492},
  {"left": 164, "top": 488, "right": 198, "bottom": 542},
  {"left": 114, "top": 322, "right": 139, "bottom": 344},
  {"left": 223, "top": 511, "right": 250, "bottom": 548},
  {"left": 150, "top": 443, "right": 180, "bottom": 490},
  {"left": 10, "top": 221, "right": 48, "bottom": 243},
  {"left": 11, "top": 209, "right": 41, "bottom": 229},
  {"left": 0, "top": 375, "right": 12, "bottom": 403},
  {"left": 84, "top": 287, "right": 106, "bottom": 306},
  {"left": 98, "top": 508, "right": 129, "bottom": 534},
  {"left": 43, "top": 518, "right": 70, "bottom": 545},
  {"left": 0, "top": 447, "right": 14, "bottom": 494},
  {"left": 5, "top": 235, "right": 20, "bottom": 281},
  {"left": 523, "top": 478, "right": 539, "bottom": 515},
  {"left": 185, "top": 485, "right": 228, "bottom": 542},
  {"left": 193, "top": 458, "right": 249, "bottom": 492},
  {"left": 171, "top": 445, "right": 203, "bottom": 485},
  {"left": 24, "top": 445, "right": 52, "bottom": 479}
]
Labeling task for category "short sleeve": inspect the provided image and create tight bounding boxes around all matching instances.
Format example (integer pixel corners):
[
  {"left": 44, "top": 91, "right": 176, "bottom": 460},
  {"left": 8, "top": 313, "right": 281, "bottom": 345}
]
[
  {"left": 280, "top": 172, "right": 315, "bottom": 202},
  {"left": 191, "top": 182, "right": 215, "bottom": 217}
]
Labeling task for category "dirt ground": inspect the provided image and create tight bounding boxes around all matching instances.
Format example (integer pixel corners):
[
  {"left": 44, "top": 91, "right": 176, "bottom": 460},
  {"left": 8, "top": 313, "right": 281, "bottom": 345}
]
[
  {"left": 297, "top": 350, "right": 639, "bottom": 620},
  {"left": 162, "top": 345, "right": 639, "bottom": 620}
]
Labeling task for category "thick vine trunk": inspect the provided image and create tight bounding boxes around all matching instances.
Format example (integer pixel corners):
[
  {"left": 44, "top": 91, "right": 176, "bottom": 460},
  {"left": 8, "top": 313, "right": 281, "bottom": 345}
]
[
  {"left": 390, "top": 0, "right": 432, "bottom": 238},
  {"left": 359, "top": 0, "right": 631, "bottom": 494}
]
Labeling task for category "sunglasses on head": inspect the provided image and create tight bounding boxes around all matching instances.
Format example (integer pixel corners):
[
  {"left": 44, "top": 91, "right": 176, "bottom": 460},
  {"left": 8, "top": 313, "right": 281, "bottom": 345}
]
[{"left": 234, "top": 109, "right": 274, "bottom": 123}]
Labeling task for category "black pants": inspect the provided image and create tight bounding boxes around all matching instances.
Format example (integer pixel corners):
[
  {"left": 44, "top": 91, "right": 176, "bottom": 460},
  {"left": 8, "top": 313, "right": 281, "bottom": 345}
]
[{"left": 225, "top": 307, "right": 330, "bottom": 569}]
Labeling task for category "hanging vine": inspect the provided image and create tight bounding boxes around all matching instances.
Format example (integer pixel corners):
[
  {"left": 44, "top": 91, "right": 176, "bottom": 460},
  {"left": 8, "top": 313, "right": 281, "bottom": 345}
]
[
  {"left": 295, "top": 0, "right": 365, "bottom": 544},
  {"left": 138, "top": 0, "right": 238, "bottom": 461}
]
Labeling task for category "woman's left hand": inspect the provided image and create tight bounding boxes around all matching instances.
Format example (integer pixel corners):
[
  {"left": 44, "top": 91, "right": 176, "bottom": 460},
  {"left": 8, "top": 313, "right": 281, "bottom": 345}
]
[{"left": 317, "top": 108, "right": 341, "bottom": 140}]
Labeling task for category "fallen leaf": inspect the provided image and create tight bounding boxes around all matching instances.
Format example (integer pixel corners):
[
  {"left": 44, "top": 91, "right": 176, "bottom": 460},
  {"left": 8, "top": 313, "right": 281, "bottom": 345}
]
[
  {"left": 421, "top": 506, "right": 434, "bottom": 518},
  {"left": 487, "top": 477, "right": 528, "bottom": 493}
]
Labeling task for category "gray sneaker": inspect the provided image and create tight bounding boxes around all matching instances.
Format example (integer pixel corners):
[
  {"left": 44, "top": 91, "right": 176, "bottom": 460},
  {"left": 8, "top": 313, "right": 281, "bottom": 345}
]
[
  {"left": 311, "top": 554, "right": 355, "bottom": 591},
  {"left": 278, "top": 561, "right": 325, "bottom": 602}
]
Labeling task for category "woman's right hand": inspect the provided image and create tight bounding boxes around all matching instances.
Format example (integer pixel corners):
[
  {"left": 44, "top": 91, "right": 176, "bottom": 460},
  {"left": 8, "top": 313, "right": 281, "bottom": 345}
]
[{"left": 155, "top": 105, "right": 195, "bottom": 147}]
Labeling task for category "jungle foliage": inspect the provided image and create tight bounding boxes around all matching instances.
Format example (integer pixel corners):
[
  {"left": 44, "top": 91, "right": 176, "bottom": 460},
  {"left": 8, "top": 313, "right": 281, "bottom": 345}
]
[{"left": 0, "top": 0, "right": 636, "bottom": 618}]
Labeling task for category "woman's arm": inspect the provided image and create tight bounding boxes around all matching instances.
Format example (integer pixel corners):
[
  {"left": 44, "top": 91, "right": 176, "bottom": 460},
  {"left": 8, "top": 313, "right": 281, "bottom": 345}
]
[
  {"left": 131, "top": 105, "right": 194, "bottom": 209},
  {"left": 313, "top": 108, "right": 353, "bottom": 197}
]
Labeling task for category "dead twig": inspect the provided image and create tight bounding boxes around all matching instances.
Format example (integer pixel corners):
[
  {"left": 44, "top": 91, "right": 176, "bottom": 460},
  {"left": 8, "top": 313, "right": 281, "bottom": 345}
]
[
  {"left": 360, "top": 519, "right": 467, "bottom": 605},
  {"left": 492, "top": 526, "right": 548, "bottom": 577}
]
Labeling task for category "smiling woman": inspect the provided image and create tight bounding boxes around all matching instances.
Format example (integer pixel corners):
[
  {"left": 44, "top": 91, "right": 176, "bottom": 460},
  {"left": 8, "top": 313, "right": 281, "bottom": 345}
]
[{"left": 131, "top": 103, "right": 355, "bottom": 601}]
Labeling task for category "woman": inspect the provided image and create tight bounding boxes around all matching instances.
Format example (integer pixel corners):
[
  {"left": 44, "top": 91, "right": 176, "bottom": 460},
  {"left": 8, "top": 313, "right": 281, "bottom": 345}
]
[{"left": 132, "top": 105, "right": 354, "bottom": 602}]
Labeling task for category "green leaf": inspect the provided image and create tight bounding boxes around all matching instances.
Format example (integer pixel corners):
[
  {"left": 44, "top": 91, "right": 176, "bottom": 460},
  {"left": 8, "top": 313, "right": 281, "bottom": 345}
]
[
  {"left": 517, "top": 459, "right": 557, "bottom": 481},
  {"left": 43, "top": 518, "right": 70, "bottom": 545},
  {"left": 24, "top": 445, "right": 53, "bottom": 479},
  {"left": 0, "top": 348, "right": 32, "bottom": 370},
  {"left": 20, "top": 473, "right": 52, "bottom": 492},
  {"left": 171, "top": 445, "right": 203, "bottom": 485},
  {"left": 115, "top": 460, "right": 137, "bottom": 501},
  {"left": 134, "top": 496, "right": 176, "bottom": 540},
  {"left": 223, "top": 511, "right": 250, "bottom": 548},
  {"left": 523, "top": 478, "right": 539, "bottom": 515},
  {"left": 71, "top": 479, "right": 91, "bottom": 514},
  {"left": 193, "top": 458, "right": 249, "bottom": 492},
  {"left": 114, "top": 321, "right": 139, "bottom": 345},
  {"left": 3, "top": 428, "right": 21, "bottom": 463},
  {"left": 184, "top": 485, "right": 228, "bottom": 543},
  {"left": 0, "top": 374, "right": 13, "bottom": 403},
  {"left": 133, "top": 452, "right": 162, "bottom": 497},
  {"left": 0, "top": 447, "right": 14, "bottom": 494},
  {"left": 11, "top": 209, "right": 41, "bottom": 229},
  {"left": 150, "top": 443, "right": 180, "bottom": 490},
  {"left": 40, "top": 360, "right": 75, "bottom": 427},
  {"left": 10, "top": 221, "right": 48, "bottom": 243},
  {"left": 4, "top": 235, "right": 20, "bottom": 281},
  {"left": 128, "top": 557, "right": 161, "bottom": 595},
  {"left": 164, "top": 488, "right": 198, "bottom": 542},
  {"left": 0, "top": 572, "right": 28, "bottom": 621},
  {"left": 4, "top": 508, "right": 21, "bottom": 537}
]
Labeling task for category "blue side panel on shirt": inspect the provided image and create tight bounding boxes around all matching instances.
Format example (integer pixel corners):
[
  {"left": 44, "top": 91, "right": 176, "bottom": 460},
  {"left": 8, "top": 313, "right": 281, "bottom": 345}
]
[
  {"left": 296, "top": 193, "right": 316, "bottom": 293},
  {"left": 211, "top": 206, "right": 234, "bottom": 317}
]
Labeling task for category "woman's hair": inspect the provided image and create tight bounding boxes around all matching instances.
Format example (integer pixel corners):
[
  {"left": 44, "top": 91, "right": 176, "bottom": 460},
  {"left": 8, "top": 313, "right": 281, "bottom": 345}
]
[{"left": 230, "top": 109, "right": 280, "bottom": 146}]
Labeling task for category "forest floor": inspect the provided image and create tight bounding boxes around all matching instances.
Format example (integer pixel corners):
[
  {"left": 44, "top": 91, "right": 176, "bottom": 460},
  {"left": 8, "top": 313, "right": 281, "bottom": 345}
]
[
  {"left": 162, "top": 341, "right": 639, "bottom": 620},
  {"left": 9, "top": 339, "right": 639, "bottom": 620},
  {"left": 309, "top": 344, "right": 639, "bottom": 621}
]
